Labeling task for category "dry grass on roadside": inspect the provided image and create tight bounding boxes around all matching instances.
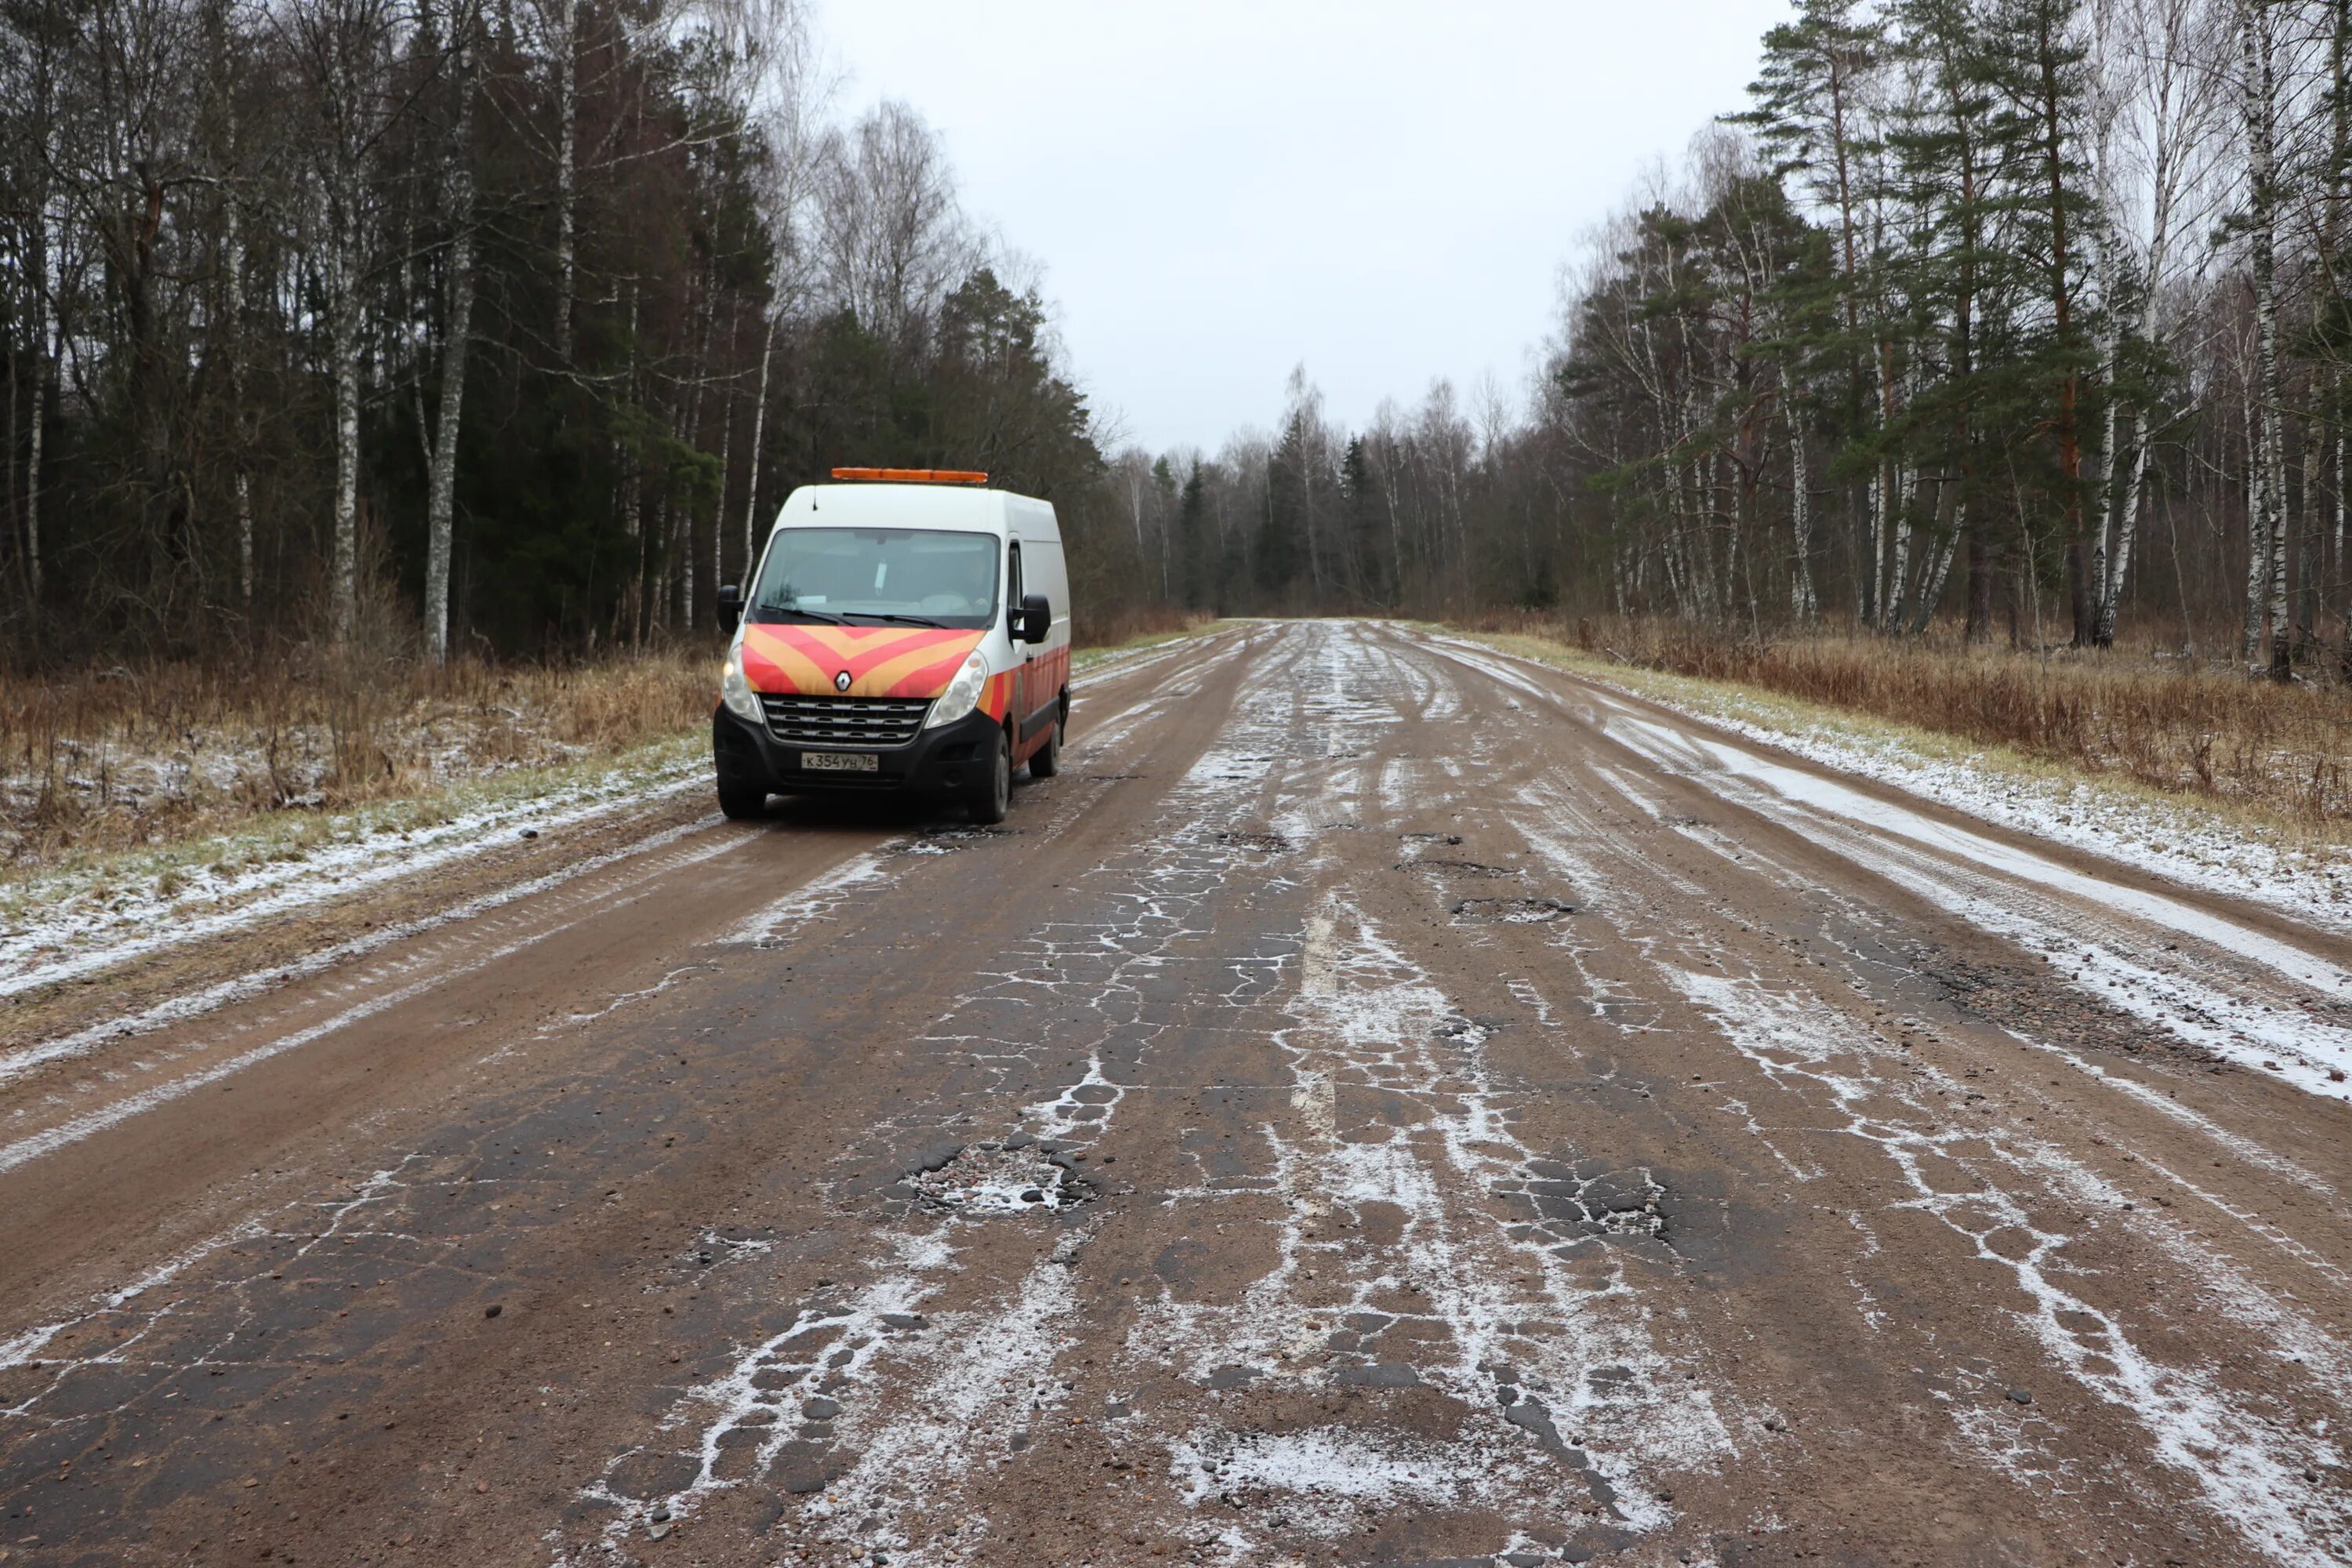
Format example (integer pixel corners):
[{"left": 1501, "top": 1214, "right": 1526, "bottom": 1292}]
[
  {"left": 1076, "top": 606, "right": 1217, "bottom": 648},
  {"left": 0, "top": 650, "right": 716, "bottom": 871},
  {"left": 1468, "top": 612, "right": 2352, "bottom": 825}
]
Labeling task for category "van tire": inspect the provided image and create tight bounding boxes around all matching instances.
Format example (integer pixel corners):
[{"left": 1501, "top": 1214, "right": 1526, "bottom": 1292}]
[
  {"left": 1028, "top": 713, "right": 1063, "bottom": 778},
  {"left": 969, "top": 729, "right": 1011, "bottom": 825},
  {"left": 717, "top": 779, "right": 768, "bottom": 820}
]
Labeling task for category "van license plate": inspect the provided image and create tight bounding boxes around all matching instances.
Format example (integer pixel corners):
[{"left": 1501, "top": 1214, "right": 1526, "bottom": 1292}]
[{"left": 803, "top": 751, "right": 878, "bottom": 774}]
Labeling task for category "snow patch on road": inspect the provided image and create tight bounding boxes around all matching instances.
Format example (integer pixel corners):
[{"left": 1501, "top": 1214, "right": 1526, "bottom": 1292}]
[
  {"left": 1440, "top": 632, "right": 2352, "bottom": 942},
  {"left": 1600, "top": 711, "right": 2352, "bottom": 1100},
  {"left": 1134, "top": 895, "right": 1732, "bottom": 1559},
  {"left": 713, "top": 848, "right": 900, "bottom": 947},
  {"left": 0, "top": 829, "right": 737, "bottom": 1174},
  {"left": 0, "top": 812, "right": 726, "bottom": 1087},
  {"left": 1675, "top": 968, "right": 2352, "bottom": 1564}
]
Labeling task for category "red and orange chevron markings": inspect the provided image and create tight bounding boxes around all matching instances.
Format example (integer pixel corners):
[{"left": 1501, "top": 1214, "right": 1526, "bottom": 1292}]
[{"left": 740, "top": 625, "right": 985, "bottom": 700}]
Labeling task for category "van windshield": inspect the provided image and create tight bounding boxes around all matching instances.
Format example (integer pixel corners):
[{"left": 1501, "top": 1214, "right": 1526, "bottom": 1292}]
[{"left": 749, "top": 528, "right": 1000, "bottom": 630}]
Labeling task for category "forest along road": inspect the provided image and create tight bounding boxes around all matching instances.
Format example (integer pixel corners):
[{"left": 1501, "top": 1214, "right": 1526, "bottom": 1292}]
[{"left": 2, "top": 620, "right": 2350, "bottom": 1568}]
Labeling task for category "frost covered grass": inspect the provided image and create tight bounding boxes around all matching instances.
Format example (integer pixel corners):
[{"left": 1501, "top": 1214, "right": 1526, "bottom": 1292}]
[
  {"left": 1466, "top": 615, "right": 2352, "bottom": 829},
  {"left": 0, "top": 648, "right": 717, "bottom": 873},
  {"left": 0, "top": 650, "right": 717, "bottom": 990},
  {"left": 1072, "top": 615, "right": 1225, "bottom": 676},
  {"left": 1073, "top": 606, "right": 1218, "bottom": 655},
  {"left": 1457, "top": 626, "right": 2352, "bottom": 914},
  {"left": 0, "top": 732, "right": 708, "bottom": 993}
]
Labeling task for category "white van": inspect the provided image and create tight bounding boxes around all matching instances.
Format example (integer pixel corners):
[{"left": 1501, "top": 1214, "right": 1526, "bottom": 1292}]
[{"left": 712, "top": 470, "right": 1073, "bottom": 824}]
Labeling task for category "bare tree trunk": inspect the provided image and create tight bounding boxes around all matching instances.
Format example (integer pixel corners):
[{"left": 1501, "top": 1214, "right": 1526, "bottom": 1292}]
[
  {"left": 676, "top": 281, "right": 714, "bottom": 630},
  {"left": 740, "top": 317, "right": 773, "bottom": 582},
  {"left": 1886, "top": 466, "right": 1915, "bottom": 632},
  {"left": 300, "top": 0, "right": 399, "bottom": 652},
  {"left": 2338, "top": 422, "right": 2348, "bottom": 671},
  {"left": 5, "top": 330, "right": 16, "bottom": 597},
  {"left": 2092, "top": 259, "right": 2148, "bottom": 648},
  {"left": 552, "top": 0, "right": 577, "bottom": 365},
  {"left": 2096, "top": 437, "right": 2150, "bottom": 648},
  {"left": 709, "top": 318, "right": 734, "bottom": 630},
  {"left": 2270, "top": 418, "right": 2292, "bottom": 673},
  {"left": 227, "top": 196, "right": 254, "bottom": 608},
  {"left": 2028, "top": 14, "right": 2089, "bottom": 647},
  {"left": 328, "top": 211, "right": 362, "bottom": 647},
  {"left": 205, "top": 0, "right": 255, "bottom": 612},
  {"left": 1867, "top": 468, "right": 1887, "bottom": 627},
  {"left": 620, "top": 281, "right": 641, "bottom": 644},
  {"left": 2244, "top": 1, "right": 2290, "bottom": 676},
  {"left": 1786, "top": 396, "right": 1816, "bottom": 622},
  {"left": 23, "top": 329, "right": 42, "bottom": 603},
  {"left": 2089, "top": 299, "right": 2121, "bottom": 640},
  {"left": 2244, "top": 376, "right": 2270, "bottom": 662},
  {"left": 2334, "top": 0, "right": 2352, "bottom": 673},
  {"left": 2299, "top": 411, "right": 2322, "bottom": 654},
  {"left": 21, "top": 153, "right": 49, "bottom": 606},
  {"left": 1912, "top": 499, "right": 1962, "bottom": 637},
  {"left": 423, "top": 12, "right": 479, "bottom": 662}
]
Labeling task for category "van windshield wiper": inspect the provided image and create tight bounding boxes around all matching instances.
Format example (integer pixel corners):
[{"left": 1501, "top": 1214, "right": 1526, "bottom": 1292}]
[
  {"left": 846, "top": 612, "right": 947, "bottom": 628},
  {"left": 768, "top": 608, "right": 844, "bottom": 625}
]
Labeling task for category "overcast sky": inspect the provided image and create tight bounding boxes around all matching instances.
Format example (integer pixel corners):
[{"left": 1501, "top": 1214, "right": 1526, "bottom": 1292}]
[{"left": 815, "top": 1, "right": 1791, "bottom": 455}]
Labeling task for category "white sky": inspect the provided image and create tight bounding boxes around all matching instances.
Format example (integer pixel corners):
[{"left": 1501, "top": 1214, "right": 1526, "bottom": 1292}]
[{"left": 815, "top": 0, "right": 1791, "bottom": 455}]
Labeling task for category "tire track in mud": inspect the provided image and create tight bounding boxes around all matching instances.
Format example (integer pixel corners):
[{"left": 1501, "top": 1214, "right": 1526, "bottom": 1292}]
[
  {"left": 1589, "top": 699, "right": 2352, "bottom": 1098},
  {"left": 1138, "top": 895, "right": 1732, "bottom": 1565},
  {"left": 1480, "top": 689, "right": 2352, "bottom": 1566},
  {"left": 564, "top": 624, "right": 1738, "bottom": 1568},
  {"left": 0, "top": 818, "right": 742, "bottom": 1106},
  {"left": 1109, "top": 630, "right": 1733, "bottom": 1566},
  {"left": 1668, "top": 968, "right": 2352, "bottom": 1560},
  {"left": 0, "top": 630, "right": 1266, "bottom": 1565},
  {"left": 558, "top": 627, "right": 1325, "bottom": 1565},
  {"left": 0, "top": 947, "right": 726, "bottom": 1541}
]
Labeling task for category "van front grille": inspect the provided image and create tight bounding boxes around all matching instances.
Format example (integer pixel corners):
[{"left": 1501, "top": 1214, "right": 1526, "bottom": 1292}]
[{"left": 760, "top": 693, "right": 932, "bottom": 749}]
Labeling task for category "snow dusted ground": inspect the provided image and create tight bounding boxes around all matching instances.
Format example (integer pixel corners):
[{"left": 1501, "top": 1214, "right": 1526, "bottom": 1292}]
[
  {"left": 0, "top": 735, "right": 705, "bottom": 996},
  {"left": 0, "top": 634, "right": 1206, "bottom": 1004},
  {"left": 1446, "top": 633, "right": 2352, "bottom": 940}
]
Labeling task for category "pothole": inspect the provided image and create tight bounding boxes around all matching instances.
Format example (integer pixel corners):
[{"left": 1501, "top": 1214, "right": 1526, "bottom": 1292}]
[
  {"left": 1451, "top": 896, "right": 1573, "bottom": 925},
  {"left": 1492, "top": 1158, "right": 1668, "bottom": 1245},
  {"left": 909, "top": 825, "right": 1019, "bottom": 854},
  {"left": 1215, "top": 829, "right": 1293, "bottom": 855},
  {"left": 906, "top": 1142, "right": 1095, "bottom": 1214},
  {"left": 1403, "top": 858, "right": 1519, "bottom": 879}
]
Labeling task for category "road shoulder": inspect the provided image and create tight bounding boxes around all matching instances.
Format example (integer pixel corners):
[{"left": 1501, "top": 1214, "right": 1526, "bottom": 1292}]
[{"left": 1446, "top": 626, "right": 2352, "bottom": 941}]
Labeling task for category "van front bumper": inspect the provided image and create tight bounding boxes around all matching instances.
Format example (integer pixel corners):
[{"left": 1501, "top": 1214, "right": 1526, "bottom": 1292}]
[{"left": 713, "top": 703, "right": 1001, "bottom": 797}]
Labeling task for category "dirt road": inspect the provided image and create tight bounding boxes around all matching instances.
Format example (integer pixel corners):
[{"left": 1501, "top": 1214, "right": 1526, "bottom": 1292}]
[{"left": 3, "top": 620, "right": 2350, "bottom": 1568}]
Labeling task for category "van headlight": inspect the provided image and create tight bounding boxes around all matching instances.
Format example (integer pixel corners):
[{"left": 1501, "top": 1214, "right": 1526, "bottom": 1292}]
[
  {"left": 720, "top": 645, "right": 762, "bottom": 721},
  {"left": 924, "top": 650, "right": 990, "bottom": 728}
]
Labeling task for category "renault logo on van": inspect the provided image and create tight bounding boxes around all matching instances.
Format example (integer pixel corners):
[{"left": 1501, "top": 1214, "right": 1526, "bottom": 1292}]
[{"left": 834, "top": 670, "right": 853, "bottom": 692}]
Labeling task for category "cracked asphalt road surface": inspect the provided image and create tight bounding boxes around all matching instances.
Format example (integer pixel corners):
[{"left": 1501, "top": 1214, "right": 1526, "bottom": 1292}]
[{"left": 3, "top": 620, "right": 2350, "bottom": 1567}]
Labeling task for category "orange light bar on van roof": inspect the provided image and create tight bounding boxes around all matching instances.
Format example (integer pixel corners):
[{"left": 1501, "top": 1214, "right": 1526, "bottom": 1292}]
[{"left": 829, "top": 467, "right": 990, "bottom": 486}]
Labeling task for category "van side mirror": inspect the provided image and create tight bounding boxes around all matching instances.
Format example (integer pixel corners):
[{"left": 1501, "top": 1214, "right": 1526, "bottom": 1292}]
[
  {"left": 717, "top": 583, "right": 742, "bottom": 634},
  {"left": 1013, "top": 593, "right": 1051, "bottom": 645}
]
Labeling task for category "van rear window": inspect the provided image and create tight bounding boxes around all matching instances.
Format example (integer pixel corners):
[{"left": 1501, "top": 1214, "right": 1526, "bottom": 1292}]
[{"left": 750, "top": 528, "right": 1000, "bottom": 630}]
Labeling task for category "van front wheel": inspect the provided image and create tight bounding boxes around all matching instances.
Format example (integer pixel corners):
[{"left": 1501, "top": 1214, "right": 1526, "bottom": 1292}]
[
  {"left": 969, "top": 729, "right": 1011, "bottom": 825},
  {"left": 717, "top": 779, "right": 768, "bottom": 821}
]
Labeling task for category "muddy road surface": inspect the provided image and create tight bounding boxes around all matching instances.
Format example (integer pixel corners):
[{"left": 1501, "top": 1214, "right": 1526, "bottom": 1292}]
[{"left": 4, "top": 620, "right": 2350, "bottom": 1568}]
